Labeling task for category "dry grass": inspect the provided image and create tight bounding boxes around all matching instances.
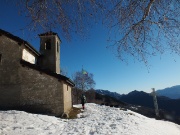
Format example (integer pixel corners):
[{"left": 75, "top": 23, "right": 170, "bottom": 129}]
[{"left": 68, "top": 107, "right": 83, "bottom": 119}]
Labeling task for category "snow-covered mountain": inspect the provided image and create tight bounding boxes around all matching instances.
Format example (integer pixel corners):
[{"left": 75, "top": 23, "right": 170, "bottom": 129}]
[
  {"left": 156, "top": 85, "right": 180, "bottom": 99},
  {"left": 0, "top": 103, "right": 180, "bottom": 135},
  {"left": 96, "top": 89, "right": 122, "bottom": 100}
]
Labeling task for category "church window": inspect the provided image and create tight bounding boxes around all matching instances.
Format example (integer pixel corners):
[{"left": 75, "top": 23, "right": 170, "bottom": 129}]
[
  {"left": 67, "top": 85, "right": 68, "bottom": 91},
  {"left": 57, "top": 41, "right": 59, "bottom": 52},
  {"left": 45, "top": 40, "right": 51, "bottom": 50}
]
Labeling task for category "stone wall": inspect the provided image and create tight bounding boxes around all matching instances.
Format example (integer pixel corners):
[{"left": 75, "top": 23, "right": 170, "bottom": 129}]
[
  {"left": 0, "top": 35, "right": 22, "bottom": 107},
  {"left": 18, "top": 64, "right": 64, "bottom": 116}
]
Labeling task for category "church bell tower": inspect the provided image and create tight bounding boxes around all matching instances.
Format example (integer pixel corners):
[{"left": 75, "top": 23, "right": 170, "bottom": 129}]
[{"left": 38, "top": 31, "right": 61, "bottom": 74}]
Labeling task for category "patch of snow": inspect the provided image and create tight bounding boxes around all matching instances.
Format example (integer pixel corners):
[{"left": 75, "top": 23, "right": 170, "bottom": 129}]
[
  {"left": 0, "top": 103, "right": 180, "bottom": 135},
  {"left": 130, "top": 106, "right": 138, "bottom": 110},
  {"left": 73, "top": 105, "right": 82, "bottom": 108}
]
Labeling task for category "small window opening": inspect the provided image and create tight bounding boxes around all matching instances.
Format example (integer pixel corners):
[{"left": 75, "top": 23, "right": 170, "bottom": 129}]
[
  {"left": 45, "top": 40, "right": 51, "bottom": 50},
  {"left": 67, "top": 85, "right": 68, "bottom": 91},
  {"left": 57, "top": 42, "right": 59, "bottom": 52}
]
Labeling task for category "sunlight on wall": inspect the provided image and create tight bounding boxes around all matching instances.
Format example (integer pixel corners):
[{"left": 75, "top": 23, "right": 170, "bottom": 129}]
[{"left": 22, "top": 49, "right": 36, "bottom": 64}]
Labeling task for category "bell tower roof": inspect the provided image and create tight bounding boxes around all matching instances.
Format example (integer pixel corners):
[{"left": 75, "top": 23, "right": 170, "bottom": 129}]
[{"left": 38, "top": 31, "right": 61, "bottom": 42}]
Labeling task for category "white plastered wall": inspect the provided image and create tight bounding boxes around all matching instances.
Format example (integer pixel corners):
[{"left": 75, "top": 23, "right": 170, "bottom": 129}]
[
  {"left": 63, "top": 83, "right": 72, "bottom": 113},
  {"left": 22, "top": 49, "right": 36, "bottom": 64}
]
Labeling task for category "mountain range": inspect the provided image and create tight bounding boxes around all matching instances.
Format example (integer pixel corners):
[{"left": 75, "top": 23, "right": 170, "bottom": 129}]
[
  {"left": 96, "top": 85, "right": 180, "bottom": 100},
  {"left": 156, "top": 85, "right": 180, "bottom": 99},
  {"left": 96, "top": 86, "right": 180, "bottom": 117},
  {"left": 94, "top": 89, "right": 180, "bottom": 124},
  {"left": 96, "top": 89, "right": 122, "bottom": 100}
]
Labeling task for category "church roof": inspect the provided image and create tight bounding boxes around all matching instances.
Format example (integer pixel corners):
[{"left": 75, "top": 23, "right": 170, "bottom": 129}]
[
  {"left": 0, "top": 29, "right": 40, "bottom": 56},
  {"left": 20, "top": 60, "right": 75, "bottom": 87}
]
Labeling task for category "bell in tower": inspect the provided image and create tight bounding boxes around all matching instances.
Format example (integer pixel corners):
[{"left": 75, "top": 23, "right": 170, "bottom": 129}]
[{"left": 38, "top": 31, "right": 61, "bottom": 74}]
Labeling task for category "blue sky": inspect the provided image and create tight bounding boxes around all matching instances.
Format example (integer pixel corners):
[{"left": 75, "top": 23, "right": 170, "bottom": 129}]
[{"left": 1, "top": 2, "right": 180, "bottom": 94}]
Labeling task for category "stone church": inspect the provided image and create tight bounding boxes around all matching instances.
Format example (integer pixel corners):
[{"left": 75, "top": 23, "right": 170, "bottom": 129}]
[{"left": 0, "top": 29, "right": 74, "bottom": 116}]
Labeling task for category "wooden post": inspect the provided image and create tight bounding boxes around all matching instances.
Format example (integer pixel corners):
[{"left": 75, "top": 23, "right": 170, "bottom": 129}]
[{"left": 152, "top": 88, "right": 159, "bottom": 117}]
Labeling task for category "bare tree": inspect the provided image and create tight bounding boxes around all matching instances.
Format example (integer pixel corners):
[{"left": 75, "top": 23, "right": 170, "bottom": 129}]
[
  {"left": 72, "top": 69, "right": 96, "bottom": 103},
  {"left": 72, "top": 88, "right": 83, "bottom": 104},
  {"left": 105, "top": 0, "right": 180, "bottom": 64},
  {"left": 60, "top": 67, "right": 68, "bottom": 76},
  {"left": 73, "top": 70, "right": 95, "bottom": 91},
  {"left": 17, "top": 0, "right": 107, "bottom": 40},
  {"left": 14, "top": 0, "right": 180, "bottom": 63},
  {"left": 85, "top": 88, "right": 96, "bottom": 103}
]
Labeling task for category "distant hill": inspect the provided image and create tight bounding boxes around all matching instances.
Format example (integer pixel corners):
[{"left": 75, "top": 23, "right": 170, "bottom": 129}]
[
  {"left": 120, "top": 90, "right": 154, "bottom": 108},
  {"left": 96, "top": 89, "right": 122, "bottom": 100},
  {"left": 94, "top": 92, "right": 126, "bottom": 107},
  {"left": 94, "top": 89, "right": 180, "bottom": 124},
  {"left": 156, "top": 85, "right": 180, "bottom": 99},
  {"left": 95, "top": 89, "right": 180, "bottom": 117},
  {"left": 119, "top": 90, "right": 180, "bottom": 115}
]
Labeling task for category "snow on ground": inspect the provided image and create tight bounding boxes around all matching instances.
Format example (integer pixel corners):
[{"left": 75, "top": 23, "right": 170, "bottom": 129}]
[{"left": 0, "top": 103, "right": 180, "bottom": 135}]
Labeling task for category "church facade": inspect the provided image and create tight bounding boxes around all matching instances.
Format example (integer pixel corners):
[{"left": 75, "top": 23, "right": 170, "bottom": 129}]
[{"left": 0, "top": 29, "right": 74, "bottom": 116}]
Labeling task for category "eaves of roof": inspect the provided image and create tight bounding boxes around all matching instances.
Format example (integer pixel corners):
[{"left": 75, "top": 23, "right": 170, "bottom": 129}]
[
  {"left": 38, "top": 31, "right": 61, "bottom": 43},
  {"left": 0, "top": 29, "right": 41, "bottom": 56}
]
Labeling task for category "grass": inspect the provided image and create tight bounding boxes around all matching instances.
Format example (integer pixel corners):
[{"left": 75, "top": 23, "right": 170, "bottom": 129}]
[{"left": 68, "top": 107, "right": 83, "bottom": 119}]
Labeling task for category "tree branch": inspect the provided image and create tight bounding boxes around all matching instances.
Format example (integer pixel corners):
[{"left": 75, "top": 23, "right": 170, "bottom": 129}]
[{"left": 142, "top": 0, "right": 155, "bottom": 20}]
